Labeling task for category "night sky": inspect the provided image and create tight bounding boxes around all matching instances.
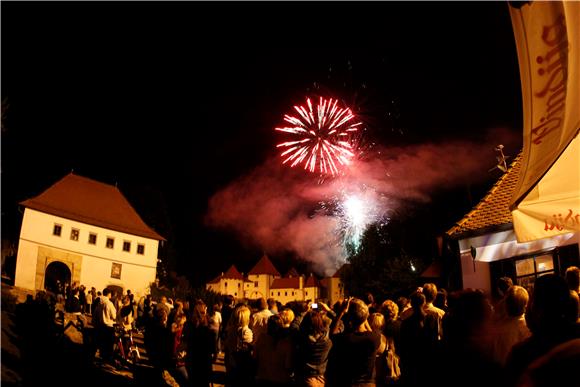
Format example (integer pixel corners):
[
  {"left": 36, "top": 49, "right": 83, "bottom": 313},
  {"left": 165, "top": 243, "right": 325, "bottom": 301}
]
[{"left": 2, "top": 2, "right": 523, "bottom": 285}]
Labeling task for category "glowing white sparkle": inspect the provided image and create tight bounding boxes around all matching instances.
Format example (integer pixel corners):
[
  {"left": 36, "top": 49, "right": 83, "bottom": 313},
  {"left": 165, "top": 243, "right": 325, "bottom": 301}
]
[{"left": 337, "top": 189, "right": 381, "bottom": 253}]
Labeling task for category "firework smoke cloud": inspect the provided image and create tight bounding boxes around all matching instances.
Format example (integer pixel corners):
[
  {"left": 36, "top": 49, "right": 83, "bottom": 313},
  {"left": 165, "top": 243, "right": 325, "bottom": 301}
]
[{"left": 206, "top": 127, "right": 520, "bottom": 276}]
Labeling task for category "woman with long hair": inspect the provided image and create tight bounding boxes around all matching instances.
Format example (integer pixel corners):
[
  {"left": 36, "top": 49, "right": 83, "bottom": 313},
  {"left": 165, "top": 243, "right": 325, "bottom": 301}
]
[
  {"left": 184, "top": 300, "right": 214, "bottom": 387},
  {"left": 224, "top": 304, "right": 254, "bottom": 386}
]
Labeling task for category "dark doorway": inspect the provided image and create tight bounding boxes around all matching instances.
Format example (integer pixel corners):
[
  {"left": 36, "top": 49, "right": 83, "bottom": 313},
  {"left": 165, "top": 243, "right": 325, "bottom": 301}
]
[
  {"left": 106, "top": 284, "right": 124, "bottom": 300},
  {"left": 44, "top": 261, "right": 71, "bottom": 295}
]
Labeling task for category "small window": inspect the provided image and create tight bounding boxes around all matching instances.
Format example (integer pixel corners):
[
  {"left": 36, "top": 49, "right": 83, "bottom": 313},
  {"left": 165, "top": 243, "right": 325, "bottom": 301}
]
[
  {"left": 106, "top": 237, "right": 115, "bottom": 249},
  {"left": 278, "top": 292, "right": 280, "bottom": 296},
  {"left": 137, "top": 244, "right": 145, "bottom": 255},
  {"left": 292, "top": 291, "right": 295, "bottom": 296},
  {"left": 70, "top": 228, "right": 79, "bottom": 241},
  {"left": 123, "top": 241, "right": 131, "bottom": 252},
  {"left": 535, "top": 254, "right": 554, "bottom": 273},
  {"left": 516, "top": 258, "right": 534, "bottom": 276},
  {"left": 53, "top": 224, "right": 62, "bottom": 237},
  {"left": 88, "top": 233, "right": 97, "bottom": 245},
  {"left": 225, "top": 282, "right": 228, "bottom": 287},
  {"left": 271, "top": 292, "right": 273, "bottom": 296},
  {"left": 305, "top": 291, "right": 308, "bottom": 296},
  {"left": 285, "top": 291, "right": 288, "bottom": 296},
  {"left": 254, "top": 281, "right": 258, "bottom": 287},
  {"left": 235, "top": 292, "right": 237, "bottom": 296}
]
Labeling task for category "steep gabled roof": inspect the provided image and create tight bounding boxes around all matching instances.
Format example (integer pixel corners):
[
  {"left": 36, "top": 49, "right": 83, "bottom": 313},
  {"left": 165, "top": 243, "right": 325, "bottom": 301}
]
[
  {"left": 20, "top": 173, "right": 164, "bottom": 240},
  {"left": 209, "top": 265, "right": 244, "bottom": 283},
  {"left": 248, "top": 254, "right": 280, "bottom": 276},
  {"left": 305, "top": 275, "right": 320, "bottom": 287},
  {"left": 223, "top": 265, "right": 244, "bottom": 280},
  {"left": 270, "top": 277, "right": 300, "bottom": 290},
  {"left": 447, "top": 154, "right": 522, "bottom": 239}
]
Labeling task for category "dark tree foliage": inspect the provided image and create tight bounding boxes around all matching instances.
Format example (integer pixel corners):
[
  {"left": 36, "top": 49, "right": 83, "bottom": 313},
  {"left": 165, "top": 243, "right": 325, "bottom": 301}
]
[{"left": 342, "top": 220, "right": 428, "bottom": 303}]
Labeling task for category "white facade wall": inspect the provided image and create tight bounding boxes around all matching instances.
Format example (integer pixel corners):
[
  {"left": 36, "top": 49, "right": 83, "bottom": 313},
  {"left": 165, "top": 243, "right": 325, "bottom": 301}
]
[
  {"left": 247, "top": 274, "right": 275, "bottom": 300},
  {"left": 303, "top": 286, "right": 319, "bottom": 302},
  {"left": 206, "top": 278, "right": 244, "bottom": 298},
  {"left": 269, "top": 287, "right": 303, "bottom": 305},
  {"left": 326, "top": 277, "right": 344, "bottom": 307},
  {"left": 15, "top": 209, "right": 159, "bottom": 300}
]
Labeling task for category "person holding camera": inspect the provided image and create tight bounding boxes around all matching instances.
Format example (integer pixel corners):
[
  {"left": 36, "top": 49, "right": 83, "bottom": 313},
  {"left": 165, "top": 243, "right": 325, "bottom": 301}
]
[{"left": 326, "top": 297, "right": 381, "bottom": 387}]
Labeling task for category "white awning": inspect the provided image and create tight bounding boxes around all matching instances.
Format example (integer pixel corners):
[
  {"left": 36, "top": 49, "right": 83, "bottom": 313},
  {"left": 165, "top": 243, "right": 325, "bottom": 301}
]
[{"left": 509, "top": 1, "right": 580, "bottom": 242}]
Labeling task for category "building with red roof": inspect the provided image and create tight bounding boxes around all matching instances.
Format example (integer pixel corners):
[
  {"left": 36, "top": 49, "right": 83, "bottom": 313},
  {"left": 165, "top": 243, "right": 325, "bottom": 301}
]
[
  {"left": 447, "top": 155, "right": 579, "bottom": 295},
  {"left": 14, "top": 173, "right": 164, "bottom": 299},
  {"left": 245, "top": 254, "right": 281, "bottom": 299},
  {"left": 206, "top": 265, "right": 246, "bottom": 297},
  {"left": 206, "top": 253, "right": 347, "bottom": 306}
]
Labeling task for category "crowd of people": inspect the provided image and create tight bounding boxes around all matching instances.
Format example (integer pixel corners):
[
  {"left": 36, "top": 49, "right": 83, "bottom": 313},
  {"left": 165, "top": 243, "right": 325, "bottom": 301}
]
[{"left": 12, "top": 266, "right": 580, "bottom": 387}]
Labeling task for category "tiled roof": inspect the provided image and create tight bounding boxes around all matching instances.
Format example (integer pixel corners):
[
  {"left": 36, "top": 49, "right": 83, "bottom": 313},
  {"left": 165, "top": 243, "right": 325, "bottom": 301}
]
[
  {"left": 224, "top": 265, "right": 244, "bottom": 280},
  {"left": 209, "top": 265, "right": 245, "bottom": 283},
  {"left": 20, "top": 173, "right": 164, "bottom": 240},
  {"left": 447, "top": 154, "right": 522, "bottom": 238},
  {"left": 305, "top": 275, "right": 320, "bottom": 287},
  {"left": 248, "top": 254, "right": 280, "bottom": 276},
  {"left": 270, "top": 277, "right": 301, "bottom": 289}
]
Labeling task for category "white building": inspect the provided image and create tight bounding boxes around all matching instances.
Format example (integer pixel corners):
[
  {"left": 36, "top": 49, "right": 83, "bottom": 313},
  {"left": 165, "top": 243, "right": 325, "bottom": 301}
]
[
  {"left": 206, "top": 254, "right": 347, "bottom": 306},
  {"left": 269, "top": 271, "right": 304, "bottom": 305},
  {"left": 206, "top": 265, "right": 245, "bottom": 298},
  {"left": 14, "top": 173, "right": 164, "bottom": 299},
  {"left": 320, "top": 264, "right": 347, "bottom": 307},
  {"left": 447, "top": 156, "right": 579, "bottom": 296},
  {"left": 245, "top": 254, "right": 281, "bottom": 300}
]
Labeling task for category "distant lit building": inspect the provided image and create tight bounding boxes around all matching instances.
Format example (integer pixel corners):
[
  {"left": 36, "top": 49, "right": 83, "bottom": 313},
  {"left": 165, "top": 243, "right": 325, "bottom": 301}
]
[
  {"left": 14, "top": 173, "right": 164, "bottom": 299},
  {"left": 246, "top": 254, "right": 281, "bottom": 299},
  {"left": 270, "top": 270, "right": 304, "bottom": 305},
  {"left": 206, "top": 265, "right": 245, "bottom": 298},
  {"left": 321, "top": 264, "right": 348, "bottom": 307},
  {"left": 206, "top": 253, "right": 347, "bottom": 306}
]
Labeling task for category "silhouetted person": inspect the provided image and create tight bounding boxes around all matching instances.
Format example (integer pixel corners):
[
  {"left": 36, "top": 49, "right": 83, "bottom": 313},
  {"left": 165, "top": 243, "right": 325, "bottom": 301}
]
[
  {"left": 506, "top": 274, "right": 580, "bottom": 385},
  {"left": 326, "top": 298, "right": 381, "bottom": 387},
  {"left": 439, "top": 289, "right": 502, "bottom": 387},
  {"left": 295, "top": 310, "right": 332, "bottom": 386},
  {"left": 185, "top": 300, "right": 214, "bottom": 387},
  {"left": 399, "top": 291, "right": 439, "bottom": 386},
  {"left": 565, "top": 266, "right": 580, "bottom": 294}
]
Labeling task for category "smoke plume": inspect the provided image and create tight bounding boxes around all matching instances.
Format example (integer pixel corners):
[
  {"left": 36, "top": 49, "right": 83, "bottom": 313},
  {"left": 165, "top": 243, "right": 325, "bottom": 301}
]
[{"left": 206, "top": 128, "right": 520, "bottom": 275}]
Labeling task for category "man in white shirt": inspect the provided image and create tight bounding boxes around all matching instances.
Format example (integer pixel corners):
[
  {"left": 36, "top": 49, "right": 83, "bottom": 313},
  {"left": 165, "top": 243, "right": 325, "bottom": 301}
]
[
  {"left": 422, "top": 283, "right": 445, "bottom": 340},
  {"left": 93, "top": 288, "right": 117, "bottom": 364},
  {"left": 250, "top": 298, "right": 273, "bottom": 344}
]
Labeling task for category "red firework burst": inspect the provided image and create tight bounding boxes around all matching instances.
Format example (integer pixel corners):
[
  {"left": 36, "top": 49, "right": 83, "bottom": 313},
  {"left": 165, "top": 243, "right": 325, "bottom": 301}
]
[{"left": 275, "top": 97, "right": 361, "bottom": 175}]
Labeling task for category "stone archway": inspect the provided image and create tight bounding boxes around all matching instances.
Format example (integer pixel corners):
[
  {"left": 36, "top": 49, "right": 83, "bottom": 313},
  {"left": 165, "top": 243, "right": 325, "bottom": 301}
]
[
  {"left": 35, "top": 246, "right": 82, "bottom": 291},
  {"left": 44, "top": 261, "right": 71, "bottom": 295}
]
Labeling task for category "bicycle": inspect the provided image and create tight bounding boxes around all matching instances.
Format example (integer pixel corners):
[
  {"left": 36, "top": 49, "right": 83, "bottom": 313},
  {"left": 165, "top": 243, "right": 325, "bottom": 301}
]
[{"left": 113, "top": 324, "right": 141, "bottom": 366}]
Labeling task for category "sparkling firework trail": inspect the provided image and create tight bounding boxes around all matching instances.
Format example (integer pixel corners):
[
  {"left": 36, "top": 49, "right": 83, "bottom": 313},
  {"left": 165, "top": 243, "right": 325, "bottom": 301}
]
[
  {"left": 319, "top": 184, "right": 387, "bottom": 257},
  {"left": 276, "top": 97, "right": 362, "bottom": 176},
  {"left": 338, "top": 191, "right": 380, "bottom": 253}
]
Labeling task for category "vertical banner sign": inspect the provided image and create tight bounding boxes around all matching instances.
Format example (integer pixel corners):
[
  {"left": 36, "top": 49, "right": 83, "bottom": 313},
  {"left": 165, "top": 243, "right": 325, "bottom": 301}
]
[{"left": 509, "top": 1, "right": 580, "bottom": 242}]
